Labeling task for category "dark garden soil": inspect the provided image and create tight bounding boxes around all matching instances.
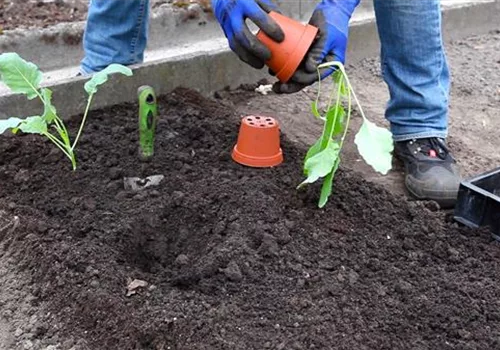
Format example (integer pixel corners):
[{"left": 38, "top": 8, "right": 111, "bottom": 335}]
[
  {"left": 1, "top": 88, "right": 500, "bottom": 349},
  {"left": 0, "top": 0, "right": 87, "bottom": 31},
  {"left": 0, "top": 0, "right": 211, "bottom": 31}
]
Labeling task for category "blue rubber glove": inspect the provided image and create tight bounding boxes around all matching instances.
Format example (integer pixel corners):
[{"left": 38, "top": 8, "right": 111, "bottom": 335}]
[
  {"left": 212, "top": 0, "right": 285, "bottom": 69},
  {"left": 273, "top": 0, "right": 360, "bottom": 94}
]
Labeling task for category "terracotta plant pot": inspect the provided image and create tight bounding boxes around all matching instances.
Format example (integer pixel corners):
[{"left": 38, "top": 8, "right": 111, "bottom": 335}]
[
  {"left": 232, "top": 116, "right": 283, "bottom": 168},
  {"left": 257, "top": 11, "right": 318, "bottom": 83}
]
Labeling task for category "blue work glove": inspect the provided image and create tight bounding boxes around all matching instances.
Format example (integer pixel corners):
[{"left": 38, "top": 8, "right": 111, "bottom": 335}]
[
  {"left": 212, "top": 0, "right": 285, "bottom": 69},
  {"left": 273, "top": 0, "right": 360, "bottom": 94}
]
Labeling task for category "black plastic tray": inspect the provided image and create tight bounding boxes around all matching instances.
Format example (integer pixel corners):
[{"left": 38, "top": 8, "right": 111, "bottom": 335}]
[{"left": 454, "top": 167, "right": 500, "bottom": 240}]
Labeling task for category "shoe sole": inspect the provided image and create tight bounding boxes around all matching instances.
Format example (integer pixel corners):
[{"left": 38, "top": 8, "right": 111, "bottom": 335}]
[{"left": 405, "top": 176, "right": 457, "bottom": 209}]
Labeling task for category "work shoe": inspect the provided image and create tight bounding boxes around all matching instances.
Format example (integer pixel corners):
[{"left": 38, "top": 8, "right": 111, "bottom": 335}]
[{"left": 394, "top": 137, "right": 461, "bottom": 208}]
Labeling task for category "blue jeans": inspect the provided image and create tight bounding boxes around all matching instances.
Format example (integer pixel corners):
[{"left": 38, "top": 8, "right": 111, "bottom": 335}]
[
  {"left": 81, "top": 0, "right": 450, "bottom": 141},
  {"left": 374, "top": 0, "right": 450, "bottom": 141},
  {"left": 80, "top": 0, "right": 149, "bottom": 74}
]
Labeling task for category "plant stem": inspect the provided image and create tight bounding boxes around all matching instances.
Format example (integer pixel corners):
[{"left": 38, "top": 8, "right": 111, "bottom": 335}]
[
  {"left": 70, "top": 154, "right": 77, "bottom": 171},
  {"left": 53, "top": 117, "right": 70, "bottom": 144},
  {"left": 339, "top": 77, "right": 352, "bottom": 150},
  {"left": 336, "top": 65, "right": 367, "bottom": 121},
  {"left": 316, "top": 61, "right": 365, "bottom": 148},
  {"left": 315, "top": 69, "right": 323, "bottom": 120},
  {"left": 71, "top": 93, "right": 94, "bottom": 151},
  {"left": 319, "top": 75, "right": 343, "bottom": 151},
  {"left": 44, "top": 130, "right": 70, "bottom": 149},
  {"left": 43, "top": 132, "right": 73, "bottom": 161},
  {"left": 325, "top": 81, "right": 337, "bottom": 117},
  {"left": 52, "top": 124, "right": 70, "bottom": 150}
]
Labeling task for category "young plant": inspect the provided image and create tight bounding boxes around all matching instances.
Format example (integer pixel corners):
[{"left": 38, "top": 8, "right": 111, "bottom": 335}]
[
  {"left": 299, "top": 62, "right": 393, "bottom": 208},
  {"left": 0, "top": 53, "right": 133, "bottom": 170}
]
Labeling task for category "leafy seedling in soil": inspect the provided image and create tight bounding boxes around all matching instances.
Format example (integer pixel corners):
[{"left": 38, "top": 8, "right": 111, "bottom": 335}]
[
  {"left": 299, "top": 62, "right": 393, "bottom": 208},
  {"left": 0, "top": 53, "right": 133, "bottom": 170}
]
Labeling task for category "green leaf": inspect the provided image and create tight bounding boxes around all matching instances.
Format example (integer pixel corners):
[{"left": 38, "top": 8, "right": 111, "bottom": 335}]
[
  {"left": 19, "top": 116, "right": 47, "bottom": 135},
  {"left": 318, "top": 157, "right": 340, "bottom": 208},
  {"left": 84, "top": 64, "right": 133, "bottom": 95},
  {"left": 340, "top": 79, "right": 348, "bottom": 96},
  {"left": 333, "top": 71, "right": 342, "bottom": 83},
  {"left": 41, "top": 88, "right": 57, "bottom": 123},
  {"left": 354, "top": 119, "right": 394, "bottom": 175},
  {"left": 305, "top": 105, "right": 344, "bottom": 177},
  {"left": 299, "top": 142, "right": 340, "bottom": 187},
  {"left": 325, "top": 105, "right": 346, "bottom": 138},
  {"left": 304, "top": 138, "right": 322, "bottom": 166},
  {"left": 311, "top": 101, "right": 321, "bottom": 119},
  {"left": 0, "top": 53, "right": 42, "bottom": 100},
  {"left": 0, "top": 117, "right": 23, "bottom": 134},
  {"left": 334, "top": 71, "right": 348, "bottom": 97},
  {"left": 334, "top": 109, "right": 346, "bottom": 136}
]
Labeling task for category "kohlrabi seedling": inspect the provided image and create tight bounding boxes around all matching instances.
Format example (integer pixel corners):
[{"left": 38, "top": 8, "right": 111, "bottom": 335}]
[
  {"left": 299, "top": 62, "right": 393, "bottom": 208},
  {"left": 0, "top": 53, "right": 132, "bottom": 170}
]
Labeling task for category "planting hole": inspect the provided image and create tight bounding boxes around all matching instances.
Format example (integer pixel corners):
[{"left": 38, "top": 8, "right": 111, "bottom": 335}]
[
  {"left": 268, "top": 123, "right": 274, "bottom": 126},
  {"left": 250, "top": 122, "right": 255, "bottom": 125},
  {"left": 256, "top": 116, "right": 261, "bottom": 120},
  {"left": 266, "top": 118, "right": 272, "bottom": 122}
]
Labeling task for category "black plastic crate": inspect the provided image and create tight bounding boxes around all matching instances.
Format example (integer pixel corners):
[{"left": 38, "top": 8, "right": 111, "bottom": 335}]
[{"left": 454, "top": 167, "right": 500, "bottom": 240}]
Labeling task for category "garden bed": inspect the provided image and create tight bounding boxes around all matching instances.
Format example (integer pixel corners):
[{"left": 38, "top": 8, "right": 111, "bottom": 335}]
[
  {"left": 0, "top": 0, "right": 211, "bottom": 31},
  {"left": 1, "top": 88, "right": 499, "bottom": 349},
  {"left": 0, "top": 0, "right": 87, "bottom": 31}
]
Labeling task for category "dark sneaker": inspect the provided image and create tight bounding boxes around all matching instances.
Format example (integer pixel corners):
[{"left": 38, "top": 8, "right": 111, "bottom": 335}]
[{"left": 394, "top": 137, "right": 461, "bottom": 208}]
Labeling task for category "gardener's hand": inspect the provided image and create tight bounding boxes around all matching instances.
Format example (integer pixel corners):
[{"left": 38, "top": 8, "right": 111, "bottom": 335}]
[
  {"left": 273, "top": 0, "right": 360, "bottom": 94},
  {"left": 212, "top": 0, "right": 284, "bottom": 69}
]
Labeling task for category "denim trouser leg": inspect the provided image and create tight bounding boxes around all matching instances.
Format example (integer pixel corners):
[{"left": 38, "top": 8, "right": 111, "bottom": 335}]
[
  {"left": 373, "top": 0, "right": 450, "bottom": 142},
  {"left": 81, "top": 0, "right": 150, "bottom": 74}
]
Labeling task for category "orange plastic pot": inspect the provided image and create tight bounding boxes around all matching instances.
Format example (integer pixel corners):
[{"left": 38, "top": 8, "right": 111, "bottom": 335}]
[
  {"left": 257, "top": 12, "right": 318, "bottom": 83},
  {"left": 232, "top": 116, "right": 283, "bottom": 168}
]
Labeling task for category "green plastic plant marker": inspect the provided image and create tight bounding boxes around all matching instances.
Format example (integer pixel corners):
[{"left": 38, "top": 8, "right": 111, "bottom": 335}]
[{"left": 138, "top": 85, "right": 158, "bottom": 161}]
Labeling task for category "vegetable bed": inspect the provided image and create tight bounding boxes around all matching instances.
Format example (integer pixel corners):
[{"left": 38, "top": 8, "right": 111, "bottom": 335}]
[
  {"left": 1, "top": 88, "right": 500, "bottom": 349},
  {"left": 0, "top": 0, "right": 87, "bottom": 31},
  {"left": 0, "top": 0, "right": 211, "bottom": 31}
]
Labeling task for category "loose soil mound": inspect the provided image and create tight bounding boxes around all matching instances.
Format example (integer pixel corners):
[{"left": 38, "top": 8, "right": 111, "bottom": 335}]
[{"left": 0, "top": 89, "right": 499, "bottom": 350}]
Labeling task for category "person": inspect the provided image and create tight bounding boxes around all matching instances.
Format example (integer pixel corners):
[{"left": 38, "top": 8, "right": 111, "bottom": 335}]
[{"left": 81, "top": 0, "right": 461, "bottom": 208}]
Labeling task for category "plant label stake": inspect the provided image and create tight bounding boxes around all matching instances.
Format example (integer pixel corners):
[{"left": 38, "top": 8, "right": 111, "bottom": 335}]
[{"left": 138, "top": 85, "right": 158, "bottom": 161}]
